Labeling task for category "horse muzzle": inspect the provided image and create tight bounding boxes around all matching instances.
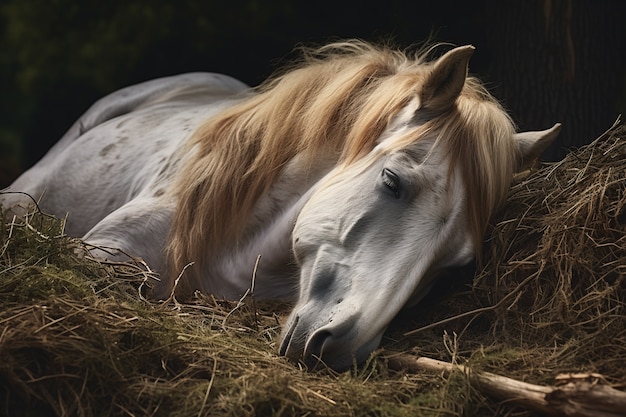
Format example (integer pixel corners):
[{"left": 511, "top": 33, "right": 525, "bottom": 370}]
[{"left": 278, "top": 305, "right": 384, "bottom": 370}]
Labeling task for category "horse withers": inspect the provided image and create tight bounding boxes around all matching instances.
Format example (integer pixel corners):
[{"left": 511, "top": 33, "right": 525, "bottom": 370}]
[{"left": 2, "top": 41, "right": 560, "bottom": 370}]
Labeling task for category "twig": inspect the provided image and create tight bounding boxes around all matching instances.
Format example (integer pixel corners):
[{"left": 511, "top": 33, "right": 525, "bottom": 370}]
[
  {"left": 0, "top": 190, "right": 47, "bottom": 216},
  {"left": 197, "top": 359, "right": 218, "bottom": 417},
  {"left": 221, "top": 255, "right": 262, "bottom": 331},
  {"left": 250, "top": 255, "right": 261, "bottom": 329},
  {"left": 387, "top": 353, "right": 626, "bottom": 417},
  {"left": 404, "top": 264, "right": 545, "bottom": 336},
  {"left": 162, "top": 262, "right": 194, "bottom": 308}
]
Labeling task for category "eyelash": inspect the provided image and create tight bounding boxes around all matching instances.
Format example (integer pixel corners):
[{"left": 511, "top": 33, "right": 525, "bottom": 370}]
[{"left": 381, "top": 168, "right": 400, "bottom": 198}]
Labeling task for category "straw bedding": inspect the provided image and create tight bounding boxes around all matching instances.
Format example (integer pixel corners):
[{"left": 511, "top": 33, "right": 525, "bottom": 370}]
[
  {"left": 1, "top": 122, "right": 625, "bottom": 416},
  {"left": 475, "top": 120, "right": 626, "bottom": 385}
]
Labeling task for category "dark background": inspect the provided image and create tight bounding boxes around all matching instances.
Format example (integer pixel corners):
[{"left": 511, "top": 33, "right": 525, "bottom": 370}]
[{"left": 2, "top": 0, "right": 625, "bottom": 188}]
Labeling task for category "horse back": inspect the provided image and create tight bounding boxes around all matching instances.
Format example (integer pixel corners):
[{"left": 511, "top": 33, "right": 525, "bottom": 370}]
[
  {"left": 41, "top": 73, "right": 249, "bottom": 166},
  {"left": 2, "top": 73, "right": 249, "bottom": 234}
]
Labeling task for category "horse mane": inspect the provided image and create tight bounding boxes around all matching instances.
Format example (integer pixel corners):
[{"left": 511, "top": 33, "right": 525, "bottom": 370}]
[
  {"left": 166, "top": 40, "right": 517, "bottom": 292},
  {"left": 445, "top": 79, "right": 518, "bottom": 257}
]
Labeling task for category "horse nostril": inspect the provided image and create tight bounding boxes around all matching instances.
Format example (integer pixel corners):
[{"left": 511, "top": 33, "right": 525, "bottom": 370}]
[
  {"left": 303, "top": 330, "right": 332, "bottom": 368},
  {"left": 279, "top": 315, "right": 299, "bottom": 357}
]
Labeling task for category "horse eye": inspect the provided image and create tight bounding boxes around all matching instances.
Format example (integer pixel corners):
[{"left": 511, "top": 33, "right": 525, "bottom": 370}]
[{"left": 381, "top": 168, "right": 401, "bottom": 198}]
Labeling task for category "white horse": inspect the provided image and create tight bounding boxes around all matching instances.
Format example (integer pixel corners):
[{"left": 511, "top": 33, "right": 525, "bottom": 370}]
[{"left": 2, "top": 41, "right": 560, "bottom": 370}]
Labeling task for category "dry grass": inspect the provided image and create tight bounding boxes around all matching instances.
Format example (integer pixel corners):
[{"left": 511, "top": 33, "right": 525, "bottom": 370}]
[
  {"left": 473, "top": 120, "right": 626, "bottom": 388},
  {"left": 2, "top": 122, "right": 626, "bottom": 416}
]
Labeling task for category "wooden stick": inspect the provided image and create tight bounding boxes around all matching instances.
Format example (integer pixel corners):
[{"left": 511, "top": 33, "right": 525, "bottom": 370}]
[{"left": 386, "top": 353, "right": 626, "bottom": 417}]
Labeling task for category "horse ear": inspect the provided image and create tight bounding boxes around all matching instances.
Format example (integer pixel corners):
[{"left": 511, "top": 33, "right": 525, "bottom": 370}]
[
  {"left": 514, "top": 123, "right": 562, "bottom": 170},
  {"left": 420, "top": 45, "right": 475, "bottom": 112}
]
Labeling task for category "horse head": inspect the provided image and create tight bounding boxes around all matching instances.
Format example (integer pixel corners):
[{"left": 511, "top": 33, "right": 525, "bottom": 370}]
[{"left": 279, "top": 45, "right": 561, "bottom": 370}]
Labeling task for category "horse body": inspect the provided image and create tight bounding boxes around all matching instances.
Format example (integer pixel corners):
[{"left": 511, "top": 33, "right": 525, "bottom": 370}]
[
  {"left": 2, "top": 41, "right": 561, "bottom": 370},
  {"left": 4, "top": 71, "right": 337, "bottom": 300},
  {"left": 6, "top": 73, "right": 251, "bottom": 275}
]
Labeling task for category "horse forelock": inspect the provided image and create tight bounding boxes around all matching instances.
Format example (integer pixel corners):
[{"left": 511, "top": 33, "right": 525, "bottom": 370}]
[{"left": 165, "top": 41, "right": 509, "bottom": 293}]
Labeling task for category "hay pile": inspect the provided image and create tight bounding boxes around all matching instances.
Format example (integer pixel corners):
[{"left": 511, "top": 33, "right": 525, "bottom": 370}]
[
  {"left": 1, "top": 121, "right": 626, "bottom": 416},
  {"left": 474, "top": 121, "right": 626, "bottom": 387}
]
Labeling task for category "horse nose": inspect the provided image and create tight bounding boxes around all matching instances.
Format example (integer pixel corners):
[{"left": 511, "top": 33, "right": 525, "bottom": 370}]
[
  {"left": 279, "top": 309, "right": 360, "bottom": 369},
  {"left": 279, "top": 315, "right": 336, "bottom": 368},
  {"left": 302, "top": 313, "right": 359, "bottom": 368},
  {"left": 302, "top": 329, "right": 333, "bottom": 368},
  {"left": 279, "top": 316, "right": 343, "bottom": 368}
]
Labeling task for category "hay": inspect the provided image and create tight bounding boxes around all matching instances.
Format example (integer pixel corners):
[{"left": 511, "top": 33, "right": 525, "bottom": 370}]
[
  {"left": 2, "top": 121, "right": 626, "bottom": 416},
  {"left": 474, "top": 120, "right": 626, "bottom": 386}
]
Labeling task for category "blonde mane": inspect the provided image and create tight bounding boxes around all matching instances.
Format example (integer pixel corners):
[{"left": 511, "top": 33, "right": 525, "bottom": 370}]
[
  {"left": 444, "top": 80, "right": 518, "bottom": 256},
  {"left": 167, "top": 40, "right": 517, "bottom": 284}
]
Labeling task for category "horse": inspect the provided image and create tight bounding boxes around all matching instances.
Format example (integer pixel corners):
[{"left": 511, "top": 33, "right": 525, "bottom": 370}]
[{"left": 1, "top": 41, "right": 560, "bottom": 371}]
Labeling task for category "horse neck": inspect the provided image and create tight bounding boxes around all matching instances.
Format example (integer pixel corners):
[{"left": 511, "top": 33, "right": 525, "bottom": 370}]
[{"left": 198, "top": 154, "right": 335, "bottom": 300}]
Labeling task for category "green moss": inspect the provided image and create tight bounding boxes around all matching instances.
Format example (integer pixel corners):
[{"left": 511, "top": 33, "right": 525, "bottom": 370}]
[{"left": 1, "top": 266, "right": 93, "bottom": 302}]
